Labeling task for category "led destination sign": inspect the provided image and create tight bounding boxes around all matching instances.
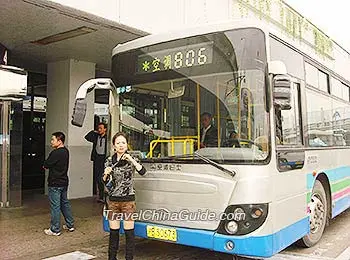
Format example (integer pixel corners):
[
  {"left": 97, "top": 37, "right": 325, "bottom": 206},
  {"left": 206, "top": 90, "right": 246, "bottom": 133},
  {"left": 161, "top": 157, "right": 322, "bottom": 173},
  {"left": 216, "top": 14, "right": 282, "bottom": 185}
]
[{"left": 136, "top": 42, "right": 213, "bottom": 74}]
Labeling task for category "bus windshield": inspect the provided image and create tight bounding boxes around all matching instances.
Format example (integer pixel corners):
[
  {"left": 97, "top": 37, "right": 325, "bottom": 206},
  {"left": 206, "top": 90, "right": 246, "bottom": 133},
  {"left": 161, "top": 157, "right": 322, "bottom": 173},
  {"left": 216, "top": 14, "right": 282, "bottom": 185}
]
[{"left": 111, "top": 28, "right": 269, "bottom": 163}]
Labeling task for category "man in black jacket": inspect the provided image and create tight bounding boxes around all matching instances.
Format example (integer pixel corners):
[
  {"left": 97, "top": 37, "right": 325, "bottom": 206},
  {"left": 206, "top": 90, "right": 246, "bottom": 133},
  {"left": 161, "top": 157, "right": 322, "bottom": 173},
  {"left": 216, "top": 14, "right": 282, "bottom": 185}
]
[
  {"left": 44, "top": 132, "right": 74, "bottom": 236},
  {"left": 200, "top": 112, "right": 218, "bottom": 148},
  {"left": 85, "top": 122, "right": 108, "bottom": 202}
]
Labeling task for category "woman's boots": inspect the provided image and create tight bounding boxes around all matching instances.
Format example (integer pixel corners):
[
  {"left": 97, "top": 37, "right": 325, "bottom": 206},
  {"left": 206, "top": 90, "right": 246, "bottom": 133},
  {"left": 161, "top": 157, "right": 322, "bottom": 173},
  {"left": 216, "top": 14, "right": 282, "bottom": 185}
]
[
  {"left": 108, "top": 228, "right": 120, "bottom": 260},
  {"left": 124, "top": 229, "right": 135, "bottom": 260},
  {"left": 108, "top": 228, "right": 134, "bottom": 260}
]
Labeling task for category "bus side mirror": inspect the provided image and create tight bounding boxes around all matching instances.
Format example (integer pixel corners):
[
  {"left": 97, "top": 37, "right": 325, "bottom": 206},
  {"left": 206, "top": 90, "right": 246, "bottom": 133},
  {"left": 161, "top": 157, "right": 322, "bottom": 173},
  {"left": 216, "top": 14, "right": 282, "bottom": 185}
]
[
  {"left": 273, "top": 74, "right": 292, "bottom": 110},
  {"left": 71, "top": 98, "right": 87, "bottom": 127}
]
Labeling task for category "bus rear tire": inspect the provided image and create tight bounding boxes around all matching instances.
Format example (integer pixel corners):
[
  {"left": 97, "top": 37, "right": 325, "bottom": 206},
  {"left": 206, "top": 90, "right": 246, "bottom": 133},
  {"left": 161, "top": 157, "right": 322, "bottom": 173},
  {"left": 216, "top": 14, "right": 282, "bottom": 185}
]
[{"left": 297, "top": 179, "right": 328, "bottom": 247}]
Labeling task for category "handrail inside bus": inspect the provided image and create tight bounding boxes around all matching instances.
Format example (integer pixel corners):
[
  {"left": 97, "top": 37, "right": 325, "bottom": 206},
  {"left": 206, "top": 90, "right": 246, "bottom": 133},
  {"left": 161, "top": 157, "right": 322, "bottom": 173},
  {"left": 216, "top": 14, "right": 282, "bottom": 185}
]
[{"left": 148, "top": 138, "right": 196, "bottom": 158}]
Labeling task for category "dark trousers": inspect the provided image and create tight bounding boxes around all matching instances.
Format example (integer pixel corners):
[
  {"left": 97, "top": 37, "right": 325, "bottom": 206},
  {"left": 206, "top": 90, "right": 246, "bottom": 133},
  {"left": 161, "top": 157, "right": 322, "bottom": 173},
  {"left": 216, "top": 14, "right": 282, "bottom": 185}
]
[{"left": 93, "top": 155, "right": 105, "bottom": 199}]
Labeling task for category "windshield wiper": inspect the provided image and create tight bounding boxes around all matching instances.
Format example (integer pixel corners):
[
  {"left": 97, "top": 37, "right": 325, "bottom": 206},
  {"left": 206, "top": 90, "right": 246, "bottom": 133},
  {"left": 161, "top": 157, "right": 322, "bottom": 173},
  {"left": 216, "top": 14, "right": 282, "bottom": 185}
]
[
  {"left": 147, "top": 152, "right": 236, "bottom": 178},
  {"left": 193, "top": 151, "right": 236, "bottom": 178}
]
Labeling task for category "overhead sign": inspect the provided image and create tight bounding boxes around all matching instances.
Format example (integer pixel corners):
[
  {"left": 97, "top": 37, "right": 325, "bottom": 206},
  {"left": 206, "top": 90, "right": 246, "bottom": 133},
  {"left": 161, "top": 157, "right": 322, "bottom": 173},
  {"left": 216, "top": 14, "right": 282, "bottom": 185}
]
[
  {"left": 23, "top": 96, "right": 46, "bottom": 111},
  {"left": 136, "top": 42, "right": 213, "bottom": 74}
]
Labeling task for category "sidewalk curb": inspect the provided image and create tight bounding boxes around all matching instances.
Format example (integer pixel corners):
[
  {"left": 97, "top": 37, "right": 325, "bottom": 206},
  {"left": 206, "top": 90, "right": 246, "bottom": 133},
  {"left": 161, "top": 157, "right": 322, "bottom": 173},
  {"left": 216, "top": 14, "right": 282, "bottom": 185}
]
[{"left": 335, "top": 246, "right": 350, "bottom": 260}]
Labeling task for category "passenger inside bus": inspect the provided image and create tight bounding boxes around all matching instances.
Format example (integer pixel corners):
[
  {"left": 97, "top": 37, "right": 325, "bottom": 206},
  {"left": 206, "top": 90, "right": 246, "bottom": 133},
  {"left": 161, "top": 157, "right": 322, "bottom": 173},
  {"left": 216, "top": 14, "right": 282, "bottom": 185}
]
[{"left": 200, "top": 112, "right": 218, "bottom": 148}]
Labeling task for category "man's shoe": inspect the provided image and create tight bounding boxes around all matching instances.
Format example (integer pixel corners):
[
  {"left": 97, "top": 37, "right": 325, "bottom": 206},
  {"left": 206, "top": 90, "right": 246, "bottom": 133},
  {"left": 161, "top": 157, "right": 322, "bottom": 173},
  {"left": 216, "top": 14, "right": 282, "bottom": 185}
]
[
  {"left": 62, "top": 224, "right": 75, "bottom": 232},
  {"left": 44, "top": 228, "right": 61, "bottom": 236}
]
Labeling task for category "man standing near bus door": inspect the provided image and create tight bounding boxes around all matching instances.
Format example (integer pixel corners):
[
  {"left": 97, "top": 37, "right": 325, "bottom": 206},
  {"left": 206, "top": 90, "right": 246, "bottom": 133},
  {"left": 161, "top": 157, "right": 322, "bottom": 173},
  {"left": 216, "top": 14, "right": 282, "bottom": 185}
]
[
  {"left": 85, "top": 122, "right": 108, "bottom": 203},
  {"left": 44, "top": 132, "right": 75, "bottom": 236}
]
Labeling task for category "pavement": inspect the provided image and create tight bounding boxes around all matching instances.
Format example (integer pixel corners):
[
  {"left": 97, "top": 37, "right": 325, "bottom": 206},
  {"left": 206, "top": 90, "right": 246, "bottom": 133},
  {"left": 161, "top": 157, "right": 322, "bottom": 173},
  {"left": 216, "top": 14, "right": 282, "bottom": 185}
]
[{"left": 0, "top": 191, "right": 349, "bottom": 260}]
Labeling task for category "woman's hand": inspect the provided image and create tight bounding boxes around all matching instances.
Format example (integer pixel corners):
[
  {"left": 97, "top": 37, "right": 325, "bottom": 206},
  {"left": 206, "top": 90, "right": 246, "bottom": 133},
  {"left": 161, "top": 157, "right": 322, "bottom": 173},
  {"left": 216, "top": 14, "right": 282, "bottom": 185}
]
[
  {"left": 122, "top": 153, "right": 143, "bottom": 171},
  {"left": 104, "top": 166, "right": 113, "bottom": 175},
  {"left": 121, "top": 153, "right": 133, "bottom": 162},
  {"left": 103, "top": 166, "right": 113, "bottom": 182}
]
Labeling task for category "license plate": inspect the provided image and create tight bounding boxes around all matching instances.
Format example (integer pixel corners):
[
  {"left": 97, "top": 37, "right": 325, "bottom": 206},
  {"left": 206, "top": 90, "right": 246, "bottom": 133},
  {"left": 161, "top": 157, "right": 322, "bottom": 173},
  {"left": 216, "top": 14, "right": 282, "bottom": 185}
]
[{"left": 146, "top": 225, "right": 177, "bottom": 242}]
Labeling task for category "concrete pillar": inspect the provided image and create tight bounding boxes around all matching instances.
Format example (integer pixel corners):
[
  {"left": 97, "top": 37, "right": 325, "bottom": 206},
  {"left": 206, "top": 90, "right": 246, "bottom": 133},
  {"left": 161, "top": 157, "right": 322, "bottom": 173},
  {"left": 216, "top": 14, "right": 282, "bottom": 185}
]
[{"left": 46, "top": 59, "right": 95, "bottom": 199}]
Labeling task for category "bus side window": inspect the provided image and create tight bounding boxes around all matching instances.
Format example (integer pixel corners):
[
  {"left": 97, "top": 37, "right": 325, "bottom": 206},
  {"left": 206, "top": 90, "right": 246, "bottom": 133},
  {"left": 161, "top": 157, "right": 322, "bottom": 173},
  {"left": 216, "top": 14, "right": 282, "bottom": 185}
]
[{"left": 276, "top": 82, "right": 302, "bottom": 146}]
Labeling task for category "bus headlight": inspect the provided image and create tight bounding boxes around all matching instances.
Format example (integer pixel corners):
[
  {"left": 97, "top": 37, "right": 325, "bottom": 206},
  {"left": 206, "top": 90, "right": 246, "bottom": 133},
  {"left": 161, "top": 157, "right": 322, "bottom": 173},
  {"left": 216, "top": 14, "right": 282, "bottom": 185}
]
[
  {"left": 225, "top": 221, "right": 238, "bottom": 234},
  {"left": 217, "top": 203, "right": 268, "bottom": 236}
]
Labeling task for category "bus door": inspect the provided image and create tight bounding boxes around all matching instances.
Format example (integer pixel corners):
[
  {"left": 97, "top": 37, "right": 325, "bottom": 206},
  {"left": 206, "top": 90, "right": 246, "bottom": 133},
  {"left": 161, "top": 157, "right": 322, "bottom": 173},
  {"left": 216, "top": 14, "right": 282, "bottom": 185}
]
[
  {"left": 219, "top": 72, "right": 262, "bottom": 151},
  {"left": 116, "top": 86, "right": 166, "bottom": 156},
  {"left": 274, "top": 79, "right": 304, "bottom": 171}
]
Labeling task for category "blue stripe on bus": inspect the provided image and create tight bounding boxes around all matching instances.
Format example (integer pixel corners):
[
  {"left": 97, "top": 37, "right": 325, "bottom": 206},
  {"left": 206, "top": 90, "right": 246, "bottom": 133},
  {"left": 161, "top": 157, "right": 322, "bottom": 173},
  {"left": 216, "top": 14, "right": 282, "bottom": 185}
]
[
  {"left": 307, "top": 174, "right": 315, "bottom": 190},
  {"left": 306, "top": 166, "right": 350, "bottom": 190},
  {"left": 213, "top": 217, "right": 309, "bottom": 257},
  {"left": 333, "top": 195, "right": 350, "bottom": 218},
  {"left": 326, "top": 167, "right": 350, "bottom": 183},
  {"left": 103, "top": 217, "right": 309, "bottom": 258}
]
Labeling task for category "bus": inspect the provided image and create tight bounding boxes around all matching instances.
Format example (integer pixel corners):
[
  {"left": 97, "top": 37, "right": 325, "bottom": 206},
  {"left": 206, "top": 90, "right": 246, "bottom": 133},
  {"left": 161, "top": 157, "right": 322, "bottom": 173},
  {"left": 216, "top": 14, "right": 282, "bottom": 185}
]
[{"left": 71, "top": 19, "right": 350, "bottom": 259}]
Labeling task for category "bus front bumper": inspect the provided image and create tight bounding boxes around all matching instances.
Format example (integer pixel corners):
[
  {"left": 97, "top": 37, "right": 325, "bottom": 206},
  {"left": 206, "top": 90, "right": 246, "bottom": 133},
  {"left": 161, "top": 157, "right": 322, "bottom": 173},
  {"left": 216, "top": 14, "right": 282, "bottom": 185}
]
[{"left": 103, "top": 217, "right": 309, "bottom": 258}]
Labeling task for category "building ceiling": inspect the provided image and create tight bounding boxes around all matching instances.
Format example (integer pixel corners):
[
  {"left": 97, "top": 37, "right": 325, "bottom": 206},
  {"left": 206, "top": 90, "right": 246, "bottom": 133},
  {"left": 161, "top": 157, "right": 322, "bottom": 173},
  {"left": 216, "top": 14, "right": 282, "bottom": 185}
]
[{"left": 0, "top": 0, "right": 148, "bottom": 74}]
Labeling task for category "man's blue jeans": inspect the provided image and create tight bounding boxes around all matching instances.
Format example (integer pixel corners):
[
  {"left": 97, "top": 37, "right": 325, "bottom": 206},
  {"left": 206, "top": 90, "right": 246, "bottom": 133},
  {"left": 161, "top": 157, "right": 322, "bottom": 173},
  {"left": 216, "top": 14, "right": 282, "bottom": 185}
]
[{"left": 48, "top": 186, "right": 74, "bottom": 233}]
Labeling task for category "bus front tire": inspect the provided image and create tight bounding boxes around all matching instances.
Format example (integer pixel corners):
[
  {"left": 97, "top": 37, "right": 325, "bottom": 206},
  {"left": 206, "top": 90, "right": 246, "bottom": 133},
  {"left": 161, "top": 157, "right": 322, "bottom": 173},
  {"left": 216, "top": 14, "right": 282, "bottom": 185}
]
[{"left": 297, "top": 179, "right": 328, "bottom": 247}]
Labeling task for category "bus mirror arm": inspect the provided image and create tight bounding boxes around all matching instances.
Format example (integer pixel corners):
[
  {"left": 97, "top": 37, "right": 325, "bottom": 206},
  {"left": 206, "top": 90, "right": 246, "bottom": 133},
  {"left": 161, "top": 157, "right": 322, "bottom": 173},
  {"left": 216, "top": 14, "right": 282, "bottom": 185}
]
[
  {"left": 71, "top": 78, "right": 116, "bottom": 127},
  {"left": 268, "top": 60, "right": 287, "bottom": 75},
  {"left": 75, "top": 78, "right": 115, "bottom": 99}
]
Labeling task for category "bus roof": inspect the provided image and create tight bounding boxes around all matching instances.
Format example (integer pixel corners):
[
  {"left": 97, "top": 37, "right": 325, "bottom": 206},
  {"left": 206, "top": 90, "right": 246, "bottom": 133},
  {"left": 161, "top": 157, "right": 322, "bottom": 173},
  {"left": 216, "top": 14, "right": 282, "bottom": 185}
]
[
  {"left": 112, "top": 20, "right": 267, "bottom": 56},
  {"left": 112, "top": 1, "right": 350, "bottom": 84}
]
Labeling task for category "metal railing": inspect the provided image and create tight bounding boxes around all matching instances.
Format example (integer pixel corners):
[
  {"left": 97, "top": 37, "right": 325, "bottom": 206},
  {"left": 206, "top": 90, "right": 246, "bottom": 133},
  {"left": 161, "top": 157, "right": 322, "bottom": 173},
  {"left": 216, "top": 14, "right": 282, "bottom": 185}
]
[{"left": 147, "top": 136, "right": 196, "bottom": 158}]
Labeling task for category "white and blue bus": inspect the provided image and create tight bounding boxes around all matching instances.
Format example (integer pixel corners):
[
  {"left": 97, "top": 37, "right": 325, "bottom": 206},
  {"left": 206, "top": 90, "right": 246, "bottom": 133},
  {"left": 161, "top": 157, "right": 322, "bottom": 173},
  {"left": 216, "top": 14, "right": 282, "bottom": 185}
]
[{"left": 72, "top": 17, "right": 350, "bottom": 259}]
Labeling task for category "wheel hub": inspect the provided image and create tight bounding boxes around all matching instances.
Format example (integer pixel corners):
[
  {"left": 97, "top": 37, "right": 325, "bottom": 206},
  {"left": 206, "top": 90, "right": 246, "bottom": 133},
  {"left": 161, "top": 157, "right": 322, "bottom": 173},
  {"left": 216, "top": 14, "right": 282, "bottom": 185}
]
[{"left": 309, "top": 194, "right": 325, "bottom": 233}]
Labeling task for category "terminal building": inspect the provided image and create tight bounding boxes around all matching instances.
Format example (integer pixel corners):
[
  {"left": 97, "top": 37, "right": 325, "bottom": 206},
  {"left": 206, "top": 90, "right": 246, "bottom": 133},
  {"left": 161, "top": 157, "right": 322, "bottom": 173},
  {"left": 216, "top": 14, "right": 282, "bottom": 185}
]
[{"left": 0, "top": 0, "right": 148, "bottom": 207}]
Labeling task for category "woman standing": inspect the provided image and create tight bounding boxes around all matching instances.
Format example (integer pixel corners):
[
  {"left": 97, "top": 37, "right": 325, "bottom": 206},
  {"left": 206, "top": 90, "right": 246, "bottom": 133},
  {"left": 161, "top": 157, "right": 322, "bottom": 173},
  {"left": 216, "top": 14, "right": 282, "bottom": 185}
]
[{"left": 103, "top": 132, "right": 146, "bottom": 260}]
